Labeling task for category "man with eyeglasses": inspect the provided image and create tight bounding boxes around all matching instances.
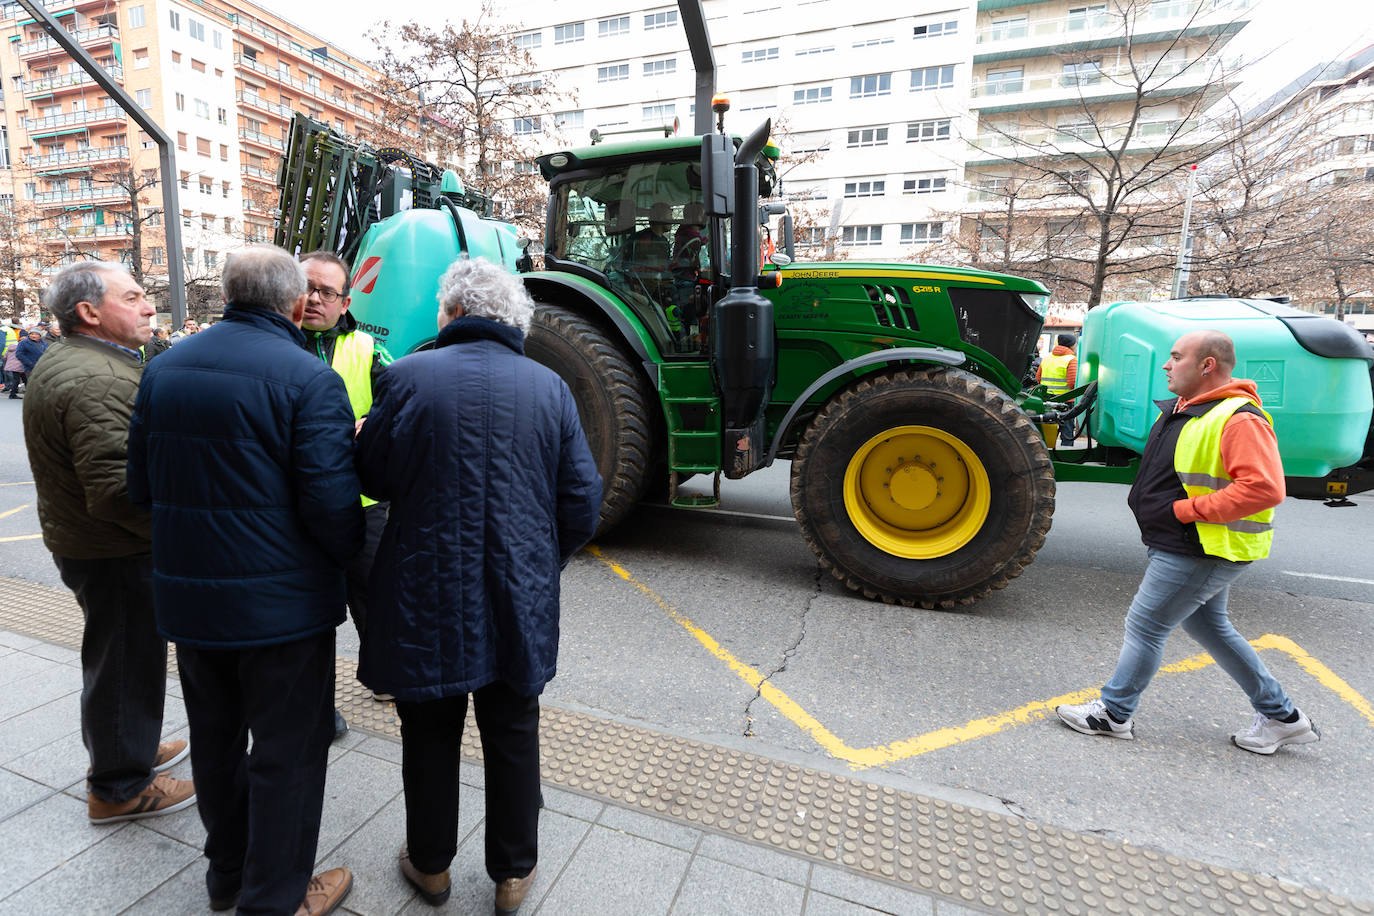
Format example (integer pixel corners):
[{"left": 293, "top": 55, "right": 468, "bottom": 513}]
[{"left": 299, "top": 251, "right": 393, "bottom": 739}]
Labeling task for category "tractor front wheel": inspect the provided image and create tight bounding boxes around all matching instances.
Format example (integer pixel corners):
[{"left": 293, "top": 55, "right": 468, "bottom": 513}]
[{"left": 791, "top": 367, "right": 1055, "bottom": 608}]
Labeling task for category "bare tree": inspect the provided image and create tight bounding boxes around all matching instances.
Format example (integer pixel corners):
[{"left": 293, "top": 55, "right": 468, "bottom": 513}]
[
  {"left": 962, "top": 0, "right": 1252, "bottom": 306},
  {"left": 368, "top": 1, "right": 564, "bottom": 234},
  {"left": 0, "top": 198, "right": 45, "bottom": 319}
]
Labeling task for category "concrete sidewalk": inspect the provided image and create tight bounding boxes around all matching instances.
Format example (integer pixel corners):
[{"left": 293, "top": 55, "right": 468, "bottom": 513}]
[{"left": 0, "top": 628, "right": 973, "bottom": 916}]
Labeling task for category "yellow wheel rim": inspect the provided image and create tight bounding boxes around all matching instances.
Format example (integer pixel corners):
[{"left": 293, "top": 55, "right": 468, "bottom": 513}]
[{"left": 842, "top": 425, "right": 991, "bottom": 559}]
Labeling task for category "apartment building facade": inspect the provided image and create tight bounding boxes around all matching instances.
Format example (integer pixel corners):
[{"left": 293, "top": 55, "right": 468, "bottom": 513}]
[
  {"left": 0, "top": 0, "right": 392, "bottom": 309},
  {"left": 502, "top": 0, "right": 980, "bottom": 261}
]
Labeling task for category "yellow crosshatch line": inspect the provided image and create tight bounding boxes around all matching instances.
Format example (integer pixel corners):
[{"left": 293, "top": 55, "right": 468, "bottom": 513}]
[
  {"left": 0, "top": 534, "right": 42, "bottom": 543},
  {"left": 588, "top": 547, "right": 1374, "bottom": 770},
  {"left": 0, "top": 503, "right": 31, "bottom": 519}
]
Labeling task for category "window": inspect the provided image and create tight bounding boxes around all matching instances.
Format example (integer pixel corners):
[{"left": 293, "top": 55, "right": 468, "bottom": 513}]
[
  {"left": 984, "top": 68, "right": 1024, "bottom": 96},
  {"left": 793, "top": 85, "right": 832, "bottom": 105},
  {"left": 911, "top": 65, "right": 955, "bottom": 92},
  {"left": 150, "top": 246, "right": 165, "bottom": 265},
  {"left": 555, "top": 110, "right": 584, "bottom": 130},
  {"left": 135, "top": 89, "right": 151, "bottom": 107},
  {"left": 850, "top": 73, "right": 891, "bottom": 98},
  {"left": 514, "top": 116, "right": 540, "bottom": 135},
  {"left": 195, "top": 138, "right": 210, "bottom": 158},
  {"left": 853, "top": 36, "right": 894, "bottom": 49},
  {"left": 176, "top": 132, "right": 187, "bottom": 151},
  {"left": 191, "top": 59, "right": 206, "bottom": 73},
  {"left": 175, "top": 92, "right": 185, "bottom": 111},
  {"left": 643, "top": 59, "right": 676, "bottom": 77},
  {"left": 843, "top": 179, "right": 885, "bottom": 198},
  {"left": 128, "top": 5, "right": 145, "bottom": 27},
  {"left": 213, "top": 31, "right": 222, "bottom": 49},
  {"left": 598, "top": 16, "right": 629, "bottom": 37},
  {"left": 846, "top": 127, "right": 888, "bottom": 147},
  {"left": 133, "top": 48, "right": 149, "bottom": 69},
  {"left": 219, "top": 143, "right": 228, "bottom": 160},
  {"left": 168, "top": 9, "right": 179, "bottom": 30},
  {"left": 841, "top": 225, "right": 882, "bottom": 246},
  {"left": 224, "top": 217, "right": 233, "bottom": 232},
  {"left": 199, "top": 177, "right": 212, "bottom": 194},
  {"left": 1068, "top": 4, "right": 1109, "bottom": 30},
  {"left": 195, "top": 99, "right": 210, "bottom": 118},
  {"left": 204, "top": 250, "right": 218, "bottom": 269},
  {"left": 597, "top": 64, "right": 629, "bottom": 82},
  {"left": 217, "top": 108, "right": 227, "bottom": 125},
  {"left": 514, "top": 32, "right": 541, "bottom": 51},
  {"left": 795, "top": 44, "right": 834, "bottom": 56},
  {"left": 140, "top": 131, "right": 154, "bottom": 150},
  {"left": 554, "top": 22, "right": 584, "bottom": 44},
  {"left": 642, "top": 103, "right": 675, "bottom": 122},
  {"left": 913, "top": 20, "right": 957, "bottom": 39},
  {"left": 900, "top": 222, "right": 943, "bottom": 244},
  {"left": 903, "top": 174, "right": 947, "bottom": 194},
  {"left": 1062, "top": 60, "right": 1103, "bottom": 87},
  {"left": 188, "top": 19, "right": 205, "bottom": 41},
  {"left": 201, "top": 213, "right": 212, "bottom": 230},
  {"left": 645, "top": 9, "right": 678, "bottom": 29},
  {"left": 989, "top": 15, "right": 1027, "bottom": 40},
  {"left": 907, "top": 118, "right": 951, "bottom": 142},
  {"left": 1056, "top": 120, "right": 1096, "bottom": 142},
  {"left": 742, "top": 47, "right": 779, "bottom": 63},
  {"left": 170, "top": 51, "right": 181, "bottom": 69}
]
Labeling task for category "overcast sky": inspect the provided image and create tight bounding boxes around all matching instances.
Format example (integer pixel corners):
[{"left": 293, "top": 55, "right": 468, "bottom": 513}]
[{"left": 288, "top": 0, "right": 1374, "bottom": 106}]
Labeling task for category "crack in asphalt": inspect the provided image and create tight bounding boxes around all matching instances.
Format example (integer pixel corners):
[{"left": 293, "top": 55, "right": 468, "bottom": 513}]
[{"left": 744, "top": 562, "right": 824, "bottom": 737}]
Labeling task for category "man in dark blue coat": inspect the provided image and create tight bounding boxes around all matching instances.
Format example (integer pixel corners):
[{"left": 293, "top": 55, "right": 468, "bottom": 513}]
[
  {"left": 127, "top": 245, "right": 363, "bottom": 916},
  {"left": 355, "top": 256, "right": 601, "bottom": 914}
]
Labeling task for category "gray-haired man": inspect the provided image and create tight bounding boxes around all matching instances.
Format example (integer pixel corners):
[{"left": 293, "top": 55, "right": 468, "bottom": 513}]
[{"left": 23, "top": 261, "right": 196, "bottom": 824}]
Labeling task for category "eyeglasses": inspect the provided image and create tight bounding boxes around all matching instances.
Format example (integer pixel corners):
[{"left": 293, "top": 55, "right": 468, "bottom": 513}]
[{"left": 307, "top": 285, "right": 344, "bottom": 303}]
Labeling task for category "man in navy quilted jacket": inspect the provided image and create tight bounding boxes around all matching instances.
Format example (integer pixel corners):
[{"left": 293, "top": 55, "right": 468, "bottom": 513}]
[
  {"left": 127, "top": 245, "right": 363, "bottom": 916},
  {"left": 355, "top": 256, "right": 601, "bottom": 914}
]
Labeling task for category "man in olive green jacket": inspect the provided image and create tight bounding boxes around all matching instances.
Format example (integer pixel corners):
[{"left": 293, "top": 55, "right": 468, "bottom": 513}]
[{"left": 23, "top": 262, "right": 195, "bottom": 825}]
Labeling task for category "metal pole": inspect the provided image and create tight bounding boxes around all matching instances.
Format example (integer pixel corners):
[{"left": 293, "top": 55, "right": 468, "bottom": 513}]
[
  {"left": 14, "top": 0, "right": 186, "bottom": 325},
  {"left": 678, "top": 0, "right": 715, "bottom": 136},
  {"left": 1171, "top": 163, "right": 1197, "bottom": 300}
]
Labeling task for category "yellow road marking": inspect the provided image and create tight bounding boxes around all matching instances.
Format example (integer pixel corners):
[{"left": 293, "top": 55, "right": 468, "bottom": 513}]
[
  {"left": 0, "top": 481, "right": 34, "bottom": 487},
  {"left": 0, "top": 503, "right": 30, "bottom": 519},
  {"left": 0, "top": 534, "right": 43, "bottom": 543},
  {"left": 587, "top": 547, "right": 1374, "bottom": 770}
]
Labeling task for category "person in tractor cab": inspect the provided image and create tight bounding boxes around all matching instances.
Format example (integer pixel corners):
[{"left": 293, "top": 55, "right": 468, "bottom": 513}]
[
  {"left": 621, "top": 201, "right": 674, "bottom": 296},
  {"left": 669, "top": 201, "right": 709, "bottom": 347},
  {"left": 299, "top": 251, "right": 394, "bottom": 739},
  {"left": 1037, "top": 332, "right": 1078, "bottom": 445}
]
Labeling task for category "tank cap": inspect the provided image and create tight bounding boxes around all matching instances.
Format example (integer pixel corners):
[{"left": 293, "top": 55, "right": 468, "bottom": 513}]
[{"left": 441, "top": 169, "right": 465, "bottom": 195}]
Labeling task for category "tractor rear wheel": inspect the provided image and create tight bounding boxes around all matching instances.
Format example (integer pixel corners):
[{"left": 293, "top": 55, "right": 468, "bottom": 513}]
[
  {"left": 526, "top": 304, "right": 654, "bottom": 534},
  {"left": 791, "top": 367, "right": 1055, "bottom": 608}
]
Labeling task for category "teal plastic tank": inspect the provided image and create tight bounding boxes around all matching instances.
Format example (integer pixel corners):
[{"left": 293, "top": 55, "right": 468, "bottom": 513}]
[
  {"left": 1080, "top": 299, "right": 1373, "bottom": 478},
  {"left": 345, "top": 206, "right": 523, "bottom": 356}
]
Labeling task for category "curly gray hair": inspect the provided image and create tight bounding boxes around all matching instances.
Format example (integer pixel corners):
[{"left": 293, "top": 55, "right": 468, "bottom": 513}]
[
  {"left": 42, "top": 261, "right": 130, "bottom": 335},
  {"left": 222, "top": 245, "right": 307, "bottom": 317},
  {"left": 437, "top": 257, "right": 533, "bottom": 334}
]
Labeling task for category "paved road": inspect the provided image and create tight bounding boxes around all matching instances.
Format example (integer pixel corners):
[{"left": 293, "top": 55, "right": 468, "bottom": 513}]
[{"left": 2, "top": 396, "right": 1371, "bottom": 903}]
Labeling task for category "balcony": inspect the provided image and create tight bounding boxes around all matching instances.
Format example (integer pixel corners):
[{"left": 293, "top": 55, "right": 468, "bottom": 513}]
[
  {"left": 18, "top": 22, "right": 118, "bottom": 58},
  {"left": 233, "top": 54, "right": 374, "bottom": 120},
  {"left": 971, "top": 56, "right": 1219, "bottom": 106},
  {"left": 22, "top": 65, "right": 123, "bottom": 97},
  {"left": 28, "top": 146, "right": 128, "bottom": 171},
  {"left": 975, "top": 0, "right": 1250, "bottom": 50},
  {"left": 967, "top": 120, "right": 1195, "bottom": 159},
  {"left": 237, "top": 91, "right": 294, "bottom": 120},
  {"left": 32, "top": 186, "right": 127, "bottom": 206},
  {"left": 234, "top": 17, "right": 359, "bottom": 82},
  {"left": 40, "top": 224, "right": 133, "bottom": 241},
  {"left": 240, "top": 164, "right": 278, "bottom": 183},
  {"left": 26, "top": 106, "right": 125, "bottom": 136},
  {"left": 238, "top": 128, "right": 286, "bottom": 152}
]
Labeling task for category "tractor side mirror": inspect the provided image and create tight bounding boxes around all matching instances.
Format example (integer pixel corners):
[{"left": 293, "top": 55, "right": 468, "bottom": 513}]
[{"left": 700, "top": 133, "right": 734, "bottom": 218}]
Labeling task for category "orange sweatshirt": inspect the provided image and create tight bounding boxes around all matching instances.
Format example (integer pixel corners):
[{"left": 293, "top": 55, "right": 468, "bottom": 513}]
[
  {"left": 1036, "top": 344, "right": 1077, "bottom": 389},
  {"left": 1171, "top": 378, "right": 1286, "bottom": 526}
]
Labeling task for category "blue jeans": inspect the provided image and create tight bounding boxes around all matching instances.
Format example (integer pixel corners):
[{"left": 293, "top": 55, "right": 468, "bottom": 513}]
[{"left": 1100, "top": 548, "right": 1293, "bottom": 721}]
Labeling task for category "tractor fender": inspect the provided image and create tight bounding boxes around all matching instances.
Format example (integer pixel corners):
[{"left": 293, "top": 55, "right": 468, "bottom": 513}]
[
  {"left": 765, "top": 347, "right": 968, "bottom": 466},
  {"left": 522, "top": 272, "right": 659, "bottom": 367}
]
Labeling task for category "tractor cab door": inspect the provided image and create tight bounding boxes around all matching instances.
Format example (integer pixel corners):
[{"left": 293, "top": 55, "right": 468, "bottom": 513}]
[{"left": 547, "top": 158, "right": 725, "bottom": 356}]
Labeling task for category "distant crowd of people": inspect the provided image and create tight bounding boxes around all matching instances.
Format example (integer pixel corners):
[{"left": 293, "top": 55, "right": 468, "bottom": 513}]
[{"left": 20, "top": 247, "right": 602, "bottom": 916}]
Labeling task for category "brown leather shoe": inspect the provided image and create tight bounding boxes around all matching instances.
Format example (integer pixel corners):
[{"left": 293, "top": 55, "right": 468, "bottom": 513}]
[
  {"left": 399, "top": 847, "right": 451, "bottom": 906},
  {"left": 153, "top": 739, "right": 189, "bottom": 772},
  {"left": 88, "top": 774, "right": 196, "bottom": 824},
  {"left": 295, "top": 867, "right": 352, "bottom": 916},
  {"left": 494, "top": 868, "right": 536, "bottom": 915}
]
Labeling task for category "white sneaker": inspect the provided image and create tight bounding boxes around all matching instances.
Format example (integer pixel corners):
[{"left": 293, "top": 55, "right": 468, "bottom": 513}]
[
  {"left": 1056, "top": 698, "right": 1134, "bottom": 739},
  {"left": 1232, "top": 709, "right": 1320, "bottom": 755}
]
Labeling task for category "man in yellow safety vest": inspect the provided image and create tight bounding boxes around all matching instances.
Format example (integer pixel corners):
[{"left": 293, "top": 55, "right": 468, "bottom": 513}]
[
  {"left": 300, "top": 251, "right": 394, "bottom": 737},
  {"left": 1037, "top": 332, "right": 1078, "bottom": 444},
  {"left": 1055, "top": 329, "right": 1318, "bottom": 755}
]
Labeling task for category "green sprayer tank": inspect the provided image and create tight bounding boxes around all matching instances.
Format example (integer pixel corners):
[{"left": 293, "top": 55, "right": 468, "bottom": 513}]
[
  {"left": 1080, "top": 299, "right": 1374, "bottom": 478},
  {"left": 345, "top": 207, "right": 525, "bottom": 357}
]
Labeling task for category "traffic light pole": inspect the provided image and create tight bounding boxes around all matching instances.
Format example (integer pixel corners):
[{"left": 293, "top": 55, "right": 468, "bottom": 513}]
[{"left": 14, "top": 0, "right": 187, "bottom": 325}]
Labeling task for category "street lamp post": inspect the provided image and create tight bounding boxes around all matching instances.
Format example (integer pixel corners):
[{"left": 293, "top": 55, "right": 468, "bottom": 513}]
[{"left": 1171, "top": 163, "right": 1198, "bottom": 300}]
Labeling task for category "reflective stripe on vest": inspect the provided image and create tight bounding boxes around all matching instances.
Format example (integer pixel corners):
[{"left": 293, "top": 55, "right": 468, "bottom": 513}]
[
  {"left": 1173, "top": 396, "right": 1276, "bottom": 561},
  {"left": 1040, "top": 351, "right": 1074, "bottom": 393},
  {"left": 330, "top": 331, "right": 376, "bottom": 508}
]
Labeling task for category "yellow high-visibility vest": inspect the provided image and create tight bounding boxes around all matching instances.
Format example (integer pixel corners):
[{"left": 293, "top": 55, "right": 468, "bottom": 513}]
[
  {"left": 1040, "top": 351, "right": 1075, "bottom": 393},
  {"left": 1174, "top": 396, "right": 1276, "bottom": 562},
  {"left": 330, "top": 331, "right": 377, "bottom": 508}
]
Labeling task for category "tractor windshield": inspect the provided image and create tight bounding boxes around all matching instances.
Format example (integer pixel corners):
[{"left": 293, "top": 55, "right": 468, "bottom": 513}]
[{"left": 547, "top": 158, "right": 725, "bottom": 355}]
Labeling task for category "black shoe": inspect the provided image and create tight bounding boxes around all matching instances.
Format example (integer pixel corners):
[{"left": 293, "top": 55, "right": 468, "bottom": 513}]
[{"left": 332, "top": 708, "right": 348, "bottom": 742}]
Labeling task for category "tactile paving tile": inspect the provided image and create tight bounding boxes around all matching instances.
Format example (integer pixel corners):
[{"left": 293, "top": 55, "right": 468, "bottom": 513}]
[{"left": 4, "top": 576, "right": 1371, "bottom": 915}]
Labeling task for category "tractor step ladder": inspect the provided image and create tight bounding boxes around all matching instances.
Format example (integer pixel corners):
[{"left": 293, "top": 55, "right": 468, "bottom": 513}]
[{"left": 659, "top": 362, "right": 722, "bottom": 509}]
